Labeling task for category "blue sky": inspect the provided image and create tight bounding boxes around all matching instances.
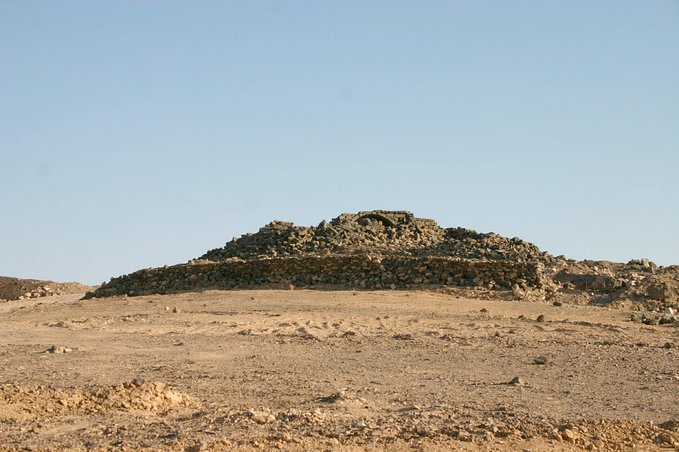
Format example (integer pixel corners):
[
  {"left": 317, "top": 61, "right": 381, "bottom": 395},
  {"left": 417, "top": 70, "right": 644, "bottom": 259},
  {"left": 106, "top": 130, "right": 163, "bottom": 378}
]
[{"left": 1, "top": 1, "right": 677, "bottom": 284}]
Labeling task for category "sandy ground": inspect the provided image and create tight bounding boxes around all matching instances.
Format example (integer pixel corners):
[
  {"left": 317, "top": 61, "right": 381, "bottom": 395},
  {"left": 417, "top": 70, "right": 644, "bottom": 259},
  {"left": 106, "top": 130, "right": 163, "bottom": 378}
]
[{"left": 1, "top": 289, "right": 677, "bottom": 451}]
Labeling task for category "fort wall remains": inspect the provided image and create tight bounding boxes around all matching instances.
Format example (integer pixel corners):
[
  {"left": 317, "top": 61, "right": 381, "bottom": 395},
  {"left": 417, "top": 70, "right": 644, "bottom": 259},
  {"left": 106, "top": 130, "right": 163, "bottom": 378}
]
[{"left": 89, "top": 254, "right": 545, "bottom": 298}]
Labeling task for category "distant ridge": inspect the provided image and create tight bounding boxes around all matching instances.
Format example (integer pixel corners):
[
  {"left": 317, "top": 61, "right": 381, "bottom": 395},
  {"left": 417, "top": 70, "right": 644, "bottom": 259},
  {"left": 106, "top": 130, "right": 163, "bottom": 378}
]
[{"left": 0, "top": 276, "right": 93, "bottom": 302}]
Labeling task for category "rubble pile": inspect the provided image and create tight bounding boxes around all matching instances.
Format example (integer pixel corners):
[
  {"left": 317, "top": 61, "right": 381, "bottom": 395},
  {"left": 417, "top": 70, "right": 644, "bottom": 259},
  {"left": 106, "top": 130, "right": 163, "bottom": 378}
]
[
  {"left": 543, "top": 258, "right": 679, "bottom": 323},
  {"left": 201, "top": 211, "right": 552, "bottom": 264}
]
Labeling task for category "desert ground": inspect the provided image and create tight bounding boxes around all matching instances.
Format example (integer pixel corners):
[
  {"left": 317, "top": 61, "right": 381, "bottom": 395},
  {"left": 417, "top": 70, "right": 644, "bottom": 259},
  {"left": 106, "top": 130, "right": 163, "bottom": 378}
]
[{"left": 1, "top": 288, "right": 677, "bottom": 451}]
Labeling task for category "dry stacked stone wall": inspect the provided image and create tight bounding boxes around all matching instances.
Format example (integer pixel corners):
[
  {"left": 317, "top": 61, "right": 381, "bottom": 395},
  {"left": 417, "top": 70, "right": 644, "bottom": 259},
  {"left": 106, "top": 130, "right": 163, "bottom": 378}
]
[
  {"left": 87, "top": 211, "right": 551, "bottom": 298},
  {"left": 90, "top": 255, "right": 546, "bottom": 298}
]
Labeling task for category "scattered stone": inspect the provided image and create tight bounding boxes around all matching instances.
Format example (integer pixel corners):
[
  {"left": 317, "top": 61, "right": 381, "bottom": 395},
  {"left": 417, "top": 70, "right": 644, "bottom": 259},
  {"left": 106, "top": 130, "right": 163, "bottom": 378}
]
[
  {"left": 172, "top": 307, "right": 181, "bottom": 314},
  {"left": 561, "top": 428, "right": 578, "bottom": 443},
  {"left": 316, "top": 390, "right": 347, "bottom": 403},
  {"left": 393, "top": 333, "right": 414, "bottom": 340},
  {"left": 533, "top": 356, "right": 548, "bottom": 365},
  {"left": 0, "top": 381, "right": 194, "bottom": 415},
  {"left": 352, "top": 420, "right": 367, "bottom": 429},
  {"left": 656, "top": 432, "right": 673, "bottom": 444},
  {"left": 647, "top": 283, "right": 671, "bottom": 301},
  {"left": 536, "top": 314, "right": 545, "bottom": 322},
  {"left": 47, "top": 345, "right": 72, "bottom": 354},
  {"left": 662, "top": 342, "right": 673, "bottom": 349},
  {"left": 641, "top": 312, "right": 679, "bottom": 326},
  {"left": 659, "top": 313, "right": 677, "bottom": 325},
  {"left": 642, "top": 314, "right": 658, "bottom": 325},
  {"left": 508, "top": 376, "right": 527, "bottom": 386},
  {"left": 185, "top": 442, "right": 207, "bottom": 452},
  {"left": 252, "top": 413, "right": 276, "bottom": 424},
  {"left": 271, "top": 432, "right": 294, "bottom": 443},
  {"left": 457, "top": 430, "right": 472, "bottom": 441},
  {"left": 658, "top": 419, "right": 679, "bottom": 431}
]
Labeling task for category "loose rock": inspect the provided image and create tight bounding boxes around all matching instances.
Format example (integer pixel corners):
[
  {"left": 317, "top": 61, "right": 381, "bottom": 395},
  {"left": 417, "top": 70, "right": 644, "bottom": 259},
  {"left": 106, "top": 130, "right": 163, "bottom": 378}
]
[
  {"left": 509, "top": 376, "right": 527, "bottom": 386},
  {"left": 533, "top": 356, "right": 548, "bottom": 365}
]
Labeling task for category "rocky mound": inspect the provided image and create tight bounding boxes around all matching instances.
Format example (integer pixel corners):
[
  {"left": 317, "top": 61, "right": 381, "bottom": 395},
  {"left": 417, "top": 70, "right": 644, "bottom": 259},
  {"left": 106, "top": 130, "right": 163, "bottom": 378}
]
[
  {"left": 201, "top": 210, "right": 554, "bottom": 264},
  {"left": 0, "top": 276, "right": 93, "bottom": 302},
  {"left": 546, "top": 258, "right": 679, "bottom": 313},
  {"left": 86, "top": 211, "right": 557, "bottom": 298}
]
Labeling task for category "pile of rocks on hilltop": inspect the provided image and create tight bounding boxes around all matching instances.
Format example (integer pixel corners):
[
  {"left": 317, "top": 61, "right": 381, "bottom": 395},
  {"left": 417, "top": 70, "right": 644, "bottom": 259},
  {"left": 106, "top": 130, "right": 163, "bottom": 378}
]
[{"left": 200, "top": 210, "right": 555, "bottom": 264}]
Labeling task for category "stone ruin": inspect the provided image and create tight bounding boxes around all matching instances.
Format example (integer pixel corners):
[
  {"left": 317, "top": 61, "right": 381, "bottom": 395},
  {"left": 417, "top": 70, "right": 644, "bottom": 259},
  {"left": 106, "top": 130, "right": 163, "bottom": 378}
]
[
  {"left": 85, "top": 210, "right": 679, "bottom": 320},
  {"left": 199, "top": 210, "right": 553, "bottom": 263},
  {"left": 87, "top": 211, "right": 553, "bottom": 298}
]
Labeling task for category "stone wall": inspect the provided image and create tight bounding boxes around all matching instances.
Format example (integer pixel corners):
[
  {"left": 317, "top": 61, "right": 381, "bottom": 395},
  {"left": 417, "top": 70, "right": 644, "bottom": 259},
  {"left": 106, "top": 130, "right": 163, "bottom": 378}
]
[
  {"left": 86, "top": 255, "right": 546, "bottom": 298},
  {"left": 332, "top": 211, "right": 416, "bottom": 227}
]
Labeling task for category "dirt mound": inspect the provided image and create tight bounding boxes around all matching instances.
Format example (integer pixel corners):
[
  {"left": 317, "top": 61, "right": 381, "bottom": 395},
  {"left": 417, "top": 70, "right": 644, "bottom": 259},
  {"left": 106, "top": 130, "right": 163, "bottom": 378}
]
[
  {"left": 200, "top": 210, "right": 553, "bottom": 264},
  {"left": 0, "top": 380, "right": 195, "bottom": 417},
  {"left": 0, "top": 276, "right": 93, "bottom": 302},
  {"left": 547, "top": 259, "right": 679, "bottom": 317}
]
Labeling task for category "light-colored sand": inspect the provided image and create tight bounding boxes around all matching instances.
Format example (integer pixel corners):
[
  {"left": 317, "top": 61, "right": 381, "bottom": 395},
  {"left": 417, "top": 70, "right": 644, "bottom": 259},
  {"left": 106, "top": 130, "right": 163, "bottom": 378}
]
[{"left": 0, "top": 289, "right": 677, "bottom": 451}]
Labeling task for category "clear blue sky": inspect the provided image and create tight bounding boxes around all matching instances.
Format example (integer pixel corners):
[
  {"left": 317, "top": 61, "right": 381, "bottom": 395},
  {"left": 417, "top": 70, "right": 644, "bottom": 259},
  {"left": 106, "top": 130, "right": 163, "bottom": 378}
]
[{"left": 1, "top": 1, "right": 677, "bottom": 284}]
